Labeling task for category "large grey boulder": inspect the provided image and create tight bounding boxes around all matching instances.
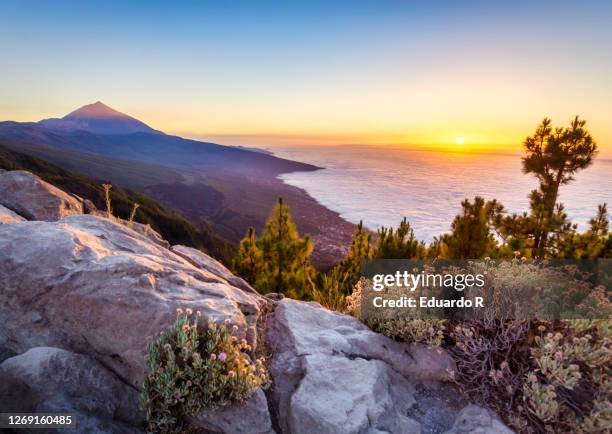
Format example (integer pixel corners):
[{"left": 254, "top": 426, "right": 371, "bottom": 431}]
[
  {"left": 0, "top": 170, "right": 83, "bottom": 220},
  {"left": 0, "top": 347, "right": 143, "bottom": 433},
  {"left": 267, "top": 299, "right": 459, "bottom": 434},
  {"left": 0, "top": 203, "right": 25, "bottom": 224},
  {"left": 0, "top": 214, "right": 266, "bottom": 387}
]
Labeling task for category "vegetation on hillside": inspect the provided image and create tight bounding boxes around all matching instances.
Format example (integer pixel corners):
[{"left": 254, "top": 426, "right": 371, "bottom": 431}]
[
  {"left": 231, "top": 117, "right": 611, "bottom": 433},
  {"left": 0, "top": 143, "right": 236, "bottom": 264},
  {"left": 233, "top": 117, "right": 609, "bottom": 304},
  {"left": 345, "top": 267, "right": 611, "bottom": 433}
]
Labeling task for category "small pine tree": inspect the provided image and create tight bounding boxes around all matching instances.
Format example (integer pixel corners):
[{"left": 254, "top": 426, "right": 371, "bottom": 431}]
[
  {"left": 252, "top": 197, "right": 314, "bottom": 298},
  {"left": 334, "top": 220, "right": 372, "bottom": 294},
  {"left": 232, "top": 227, "right": 263, "bottom": 284},
  {"left": 373, "top": 217, "right": 425, "bottom": 259},
  {"left": 588, "top": 203, "right": 609, "bottom": 236},
  {"left": 442, "top": 197, "right": 501, "bottom": 259},
  {"left": 557, "top": 203, "right": 611, "bottom": 258}
]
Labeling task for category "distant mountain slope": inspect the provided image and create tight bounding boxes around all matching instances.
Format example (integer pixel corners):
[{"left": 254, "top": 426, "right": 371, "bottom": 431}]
[
  {"left": 0, "top": 103, "right": 353, "bottom": 267},
  {"left": 0, "top": 122, "right": 318, "bottom": 175},
  {"left": 0, "top": 143, "right": 236, "bottom": 265},
  {"left": 38, "top": 101, "right": 163, "bottom": 135}
]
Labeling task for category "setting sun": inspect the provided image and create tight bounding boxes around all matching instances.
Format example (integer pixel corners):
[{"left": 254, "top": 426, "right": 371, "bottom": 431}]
[{"left": 455, "top": 137, "right": 465, "bottom": 145}]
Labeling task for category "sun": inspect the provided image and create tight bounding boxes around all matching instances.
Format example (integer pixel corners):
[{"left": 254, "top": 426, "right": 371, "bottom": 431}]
[{"left": 455, "top": 136, "right": 465, "bottom": 145}]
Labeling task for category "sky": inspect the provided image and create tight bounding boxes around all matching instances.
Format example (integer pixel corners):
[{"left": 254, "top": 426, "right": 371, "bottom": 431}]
[{"left": 1, "top": 0, "right": 611, "bottom": 153}]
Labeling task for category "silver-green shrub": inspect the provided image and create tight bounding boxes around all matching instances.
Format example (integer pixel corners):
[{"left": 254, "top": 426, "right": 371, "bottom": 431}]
[{"left": 140, "top": 310, "right": 270, "bottom": 433}]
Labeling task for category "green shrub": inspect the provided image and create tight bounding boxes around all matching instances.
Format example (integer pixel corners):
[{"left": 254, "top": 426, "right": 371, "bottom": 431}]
[
  {"left": 371, "top": 318, "right": 446, "bottom": 347},
  {"left": 309, "top": 267, "right": 348, "bottom": 312},
  {"left": 519, "top": 323, "right": 611, "bottom": 433},
  {"left": 344, "top": 279, "right": 446, "bottom": 347},
  {"left": 140, "top": 310, "right": 270, "bottom": 433}
]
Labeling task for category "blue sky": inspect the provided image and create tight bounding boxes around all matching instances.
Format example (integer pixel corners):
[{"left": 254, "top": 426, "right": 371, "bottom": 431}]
[{"left": 1, "top": 0, "right": 611, "bottom": 150}]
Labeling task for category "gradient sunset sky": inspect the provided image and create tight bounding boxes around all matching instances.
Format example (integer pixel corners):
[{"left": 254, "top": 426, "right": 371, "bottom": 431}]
[{"left": 1, "top": 0, "right": 611, "bottom": 152}]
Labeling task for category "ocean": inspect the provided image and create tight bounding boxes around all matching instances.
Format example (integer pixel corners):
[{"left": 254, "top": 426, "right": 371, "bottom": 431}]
[{"left": 272, "top": 145, "right": 612, "bottom": 242}]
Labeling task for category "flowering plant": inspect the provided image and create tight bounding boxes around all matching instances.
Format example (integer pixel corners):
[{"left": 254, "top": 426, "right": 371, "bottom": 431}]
[{"left": 140, "top": 309, "right": 270, "bottom": 433}]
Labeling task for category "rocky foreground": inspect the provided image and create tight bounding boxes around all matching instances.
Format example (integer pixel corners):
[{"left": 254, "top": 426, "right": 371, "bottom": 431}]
[{"left": 0, "top": 169, "right": 513, "bottom": 433}]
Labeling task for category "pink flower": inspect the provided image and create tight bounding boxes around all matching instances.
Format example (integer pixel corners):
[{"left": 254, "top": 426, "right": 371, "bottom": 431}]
[{"left": 218, "top": 352, "right": 227, "bottom": 362}]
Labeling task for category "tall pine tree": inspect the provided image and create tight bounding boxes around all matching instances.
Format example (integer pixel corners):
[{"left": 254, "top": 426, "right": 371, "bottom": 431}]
[
  {"left": 235, "top": 197, "right": 314, "bottom": 298},
  {"left": 522, "top": 116, "right": 597, "bottom": 253}
]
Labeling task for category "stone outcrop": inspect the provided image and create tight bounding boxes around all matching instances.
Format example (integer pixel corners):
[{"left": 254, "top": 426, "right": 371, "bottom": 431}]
[
  {"left": 0, "top": 170, "right": 83, "bottom": 220},
  {"left": 0, "top": 170, "right": 514, "bottom": 434},
  {"left": 0, "top": 347, "right": 143, "bottom": 433},
  {"left": 0, "top": 214, "right": 265, "bottom": 387},
  {"left": 266, "top": 299, "right": 465, "bottom": 434}
]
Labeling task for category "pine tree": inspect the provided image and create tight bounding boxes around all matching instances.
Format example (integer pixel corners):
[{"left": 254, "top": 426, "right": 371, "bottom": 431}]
[
  {"left": 589, "top": 204, "right": 609, "bottom": 236},
  {"left": 557, "top": 204, "right": 611, "bottom": 258},
  {"left": 255, "top": 197, "right": 314, "bottom": 298},
  {"left": 232, "top": 226, "right": 263, "bottom": 284},
  {"left": 443, "top": 197, "right": 501, "bottom": 259},
  {"left": 521, "top": 116, "right": 597, "bottom": 253},
  {"left": 334, "top": 220, "right": 372, "bottom": 294},
  {"left": 373, "top": 217, "right": 425, "bottom": 259}
]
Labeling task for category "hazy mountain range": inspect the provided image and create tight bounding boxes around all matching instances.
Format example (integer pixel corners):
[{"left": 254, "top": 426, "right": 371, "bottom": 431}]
[{"left": 0, "top": 102, "right": 355, "bottom": 266}]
